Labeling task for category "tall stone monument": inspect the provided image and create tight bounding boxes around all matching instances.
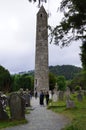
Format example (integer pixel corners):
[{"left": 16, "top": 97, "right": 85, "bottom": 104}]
[{"left": 34, "top": 6, "right": 49, "bottom": 93}]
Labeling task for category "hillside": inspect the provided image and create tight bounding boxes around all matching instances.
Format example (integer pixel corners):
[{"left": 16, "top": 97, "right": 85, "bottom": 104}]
[
  {"left": 49, "top": 65, "right": 82, "bottom": 80},
  {"left": 19, "top": 65, "right": 82, "bottom": 80}
]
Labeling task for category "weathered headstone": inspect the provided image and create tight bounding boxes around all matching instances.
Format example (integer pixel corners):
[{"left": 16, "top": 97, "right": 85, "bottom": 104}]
[
  {"left": 53, "top": 93, "right": 58, "bottom": 102},
  {"left": 77, "top": 91, "right": 83, "bottom": 102},
  {"left": 84, "top": 90, "right": 86, "bottom": 97},
  {"left": 0, "top": 96, "right": 9, "bottom": 120},
  {"left": 1, "top": 94, "right": 8, "bottom": 109},
  {"left": 9, "top": 93, "right": 25, "bottom": 120},
  {"left": 23, "top": 92, "right": 30, "bottom": 107},
  {"left": 53, "top": 89, "right": 58, "bottom": 102},
  {"left": 65, "top": 87, "right": 70, "bottom": 98},
  {"left": 66, "top": 100, "right": 75, "bottom": 108},
  {"left": 58, "top": 91, "right": 64, "bottom": 100}
]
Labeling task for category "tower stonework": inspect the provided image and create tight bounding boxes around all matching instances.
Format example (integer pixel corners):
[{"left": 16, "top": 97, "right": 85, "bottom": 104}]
[{"left": 34, "top": 6, "right": 49, "bottom": 93}]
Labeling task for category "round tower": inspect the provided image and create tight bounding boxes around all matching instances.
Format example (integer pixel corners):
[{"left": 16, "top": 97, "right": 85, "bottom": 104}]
[{"left": 34, "top": 6, "right": 49, "bottom": 94}]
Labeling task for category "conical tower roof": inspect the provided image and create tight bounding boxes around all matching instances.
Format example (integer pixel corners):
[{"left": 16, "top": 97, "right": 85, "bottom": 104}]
[{"left": 37, "top": 5, "right": 47, "bottom": 15}]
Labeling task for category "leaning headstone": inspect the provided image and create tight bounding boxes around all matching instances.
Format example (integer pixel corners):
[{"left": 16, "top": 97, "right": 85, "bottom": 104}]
[
  {"left": 77, "top": 91, "right": 83, "bottom": 102},
  {"left": 0, "top": 96, "right": 9, "bottom": 120},
  {"left": 9, "top": 92, "right": 25, "bottom": 120},
  {"left": 58, "top": 91, "right": 64, "bottom": 100}
]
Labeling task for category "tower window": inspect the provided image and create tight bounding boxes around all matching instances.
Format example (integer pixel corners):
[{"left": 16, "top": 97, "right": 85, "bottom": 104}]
[
  {"left": 35, "top": 79, "right": 37, "bottom": 85},
  {"left": 40, "top": 14, "right": 43, "bottom": 18}
]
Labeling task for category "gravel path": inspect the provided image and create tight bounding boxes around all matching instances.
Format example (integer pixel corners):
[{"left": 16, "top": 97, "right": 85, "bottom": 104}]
[{"left": 4, "top": 97, "right": 69, "bottom": 130}]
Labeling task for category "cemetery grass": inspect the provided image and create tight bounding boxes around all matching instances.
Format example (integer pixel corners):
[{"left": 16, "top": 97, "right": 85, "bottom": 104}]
[
  {"left": 0, "top": 119, "right": 28, "bottom": 129},
  {"left": 0, "top": 107, "right": 30, "bottom": 129},
  {"left": 48, "top": 94, "right": 86, "bottom": 130}
]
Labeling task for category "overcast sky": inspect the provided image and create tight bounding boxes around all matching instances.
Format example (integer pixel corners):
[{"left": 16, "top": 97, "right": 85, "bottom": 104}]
[{"left": 0, "top": 0, "right": 82, "bottom": 74}]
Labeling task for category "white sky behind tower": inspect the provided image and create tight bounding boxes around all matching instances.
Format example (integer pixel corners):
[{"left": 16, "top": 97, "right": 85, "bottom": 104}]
[{"left": 0, "top": 0, "right": 82, "bottom": 74}]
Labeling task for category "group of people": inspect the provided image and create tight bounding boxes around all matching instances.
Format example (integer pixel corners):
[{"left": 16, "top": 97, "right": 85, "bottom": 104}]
[{"left": 35, "top": 90, "right": 49, "bottom": 106}]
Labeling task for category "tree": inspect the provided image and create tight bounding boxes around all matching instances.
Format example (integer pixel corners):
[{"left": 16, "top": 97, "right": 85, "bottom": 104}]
[
  {"left": 80, "top": 41, "right": 86, "bottom": 70},
  {"left": 0, "top": 65, "right": 11, "bottom": 92},
  {"left": 57, "top": 76, "right": 66, "bottom": 91},
  {"left": 69, "top": 72, "right": 86, "bottom": 90},
  {"left": 28, "top": 0, "right": 86, "bottom": 45},
  {"left": 49, "top": 0, "right": 86, "bottom": 46},
  {"left": 28, "top": 0, "right": 47, "bottom": 7},
  {"left": 11, "top": 74, "right": 34, "bottom": 92},
  {"left": 49, "top": 72, "right": 56, "bottom": 90}
]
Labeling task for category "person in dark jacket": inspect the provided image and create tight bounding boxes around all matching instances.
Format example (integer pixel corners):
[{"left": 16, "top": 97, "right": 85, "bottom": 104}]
[
  {"left": 45, "top": 91, "right": 49, "bottom": 105},
  {"left": 35, "top": 91, "right": 38, "bottom": 99},
  {"left": 39, "top": 90, "right": 44, "bottom": 105}
]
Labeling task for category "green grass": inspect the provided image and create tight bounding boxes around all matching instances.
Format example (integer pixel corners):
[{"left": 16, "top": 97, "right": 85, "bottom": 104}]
[
  {"left": 0, "top": 119, "right": 28, "bottom": 129},
  {"left": 48, "top": 94, "right": 86, "bottom": 130},
  {"left": 0, "top": 106, "right": 31, "bottom": 129}
]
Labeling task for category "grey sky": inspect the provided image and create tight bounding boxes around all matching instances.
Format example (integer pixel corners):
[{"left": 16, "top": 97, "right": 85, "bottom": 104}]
[{"left": 0, "top": 0, "right": 82, "bottom": 74}]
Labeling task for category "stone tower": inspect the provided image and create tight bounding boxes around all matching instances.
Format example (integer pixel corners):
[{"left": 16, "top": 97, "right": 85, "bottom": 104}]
[{"left": 34, "top": 6, "right": 49, "bottom": 93}]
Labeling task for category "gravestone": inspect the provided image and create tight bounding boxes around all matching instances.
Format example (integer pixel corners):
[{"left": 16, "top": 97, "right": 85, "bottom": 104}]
[
  {"left": 58, "top": 91, "right": 64, "bottom": 100},
  {"left": 53, "top": 93, "right": 58, "bottom": 102},
  {"left": 53, "top": 89, "right": 58, "bottom": 102},
  {"left": 77, "top": 91, "right": 83, "bottom": 102},
  {"left": 66, "top": 88, "right": 75, "bottom": 108},
  {"left": 49, "top": 91, "right": 52, "bottom": 99},
  {"left": 65, "top": 87, "right": 70, "bottom": 98},
  {"left": 66, "top": 99, "right": 75, "bottom": 108},
  {"left": 1, "top": 94, "right": 8, "bottom": 109},
  {"left": 23, "top": 91, "right": 31, "bottom": 107},
  {"left": 9, "top": 93, "right": 25, "bottom": 120},
  {"left": 84, "top": 90, "right": 86, "bottom": 97},
  {"left": 0, "top": 96, "right": 9, "bottom": 120}
]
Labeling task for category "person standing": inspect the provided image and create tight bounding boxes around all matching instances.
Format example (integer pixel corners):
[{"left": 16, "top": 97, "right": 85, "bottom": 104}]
[
  {"left": 35, "top": 91, "right": 38, "bottom": 99},
  {"left": 45, "top": 91, "right": 49, "bottom": 105},
  {"left": 39, "top": 90, "right": 44, "bottom": 106}
]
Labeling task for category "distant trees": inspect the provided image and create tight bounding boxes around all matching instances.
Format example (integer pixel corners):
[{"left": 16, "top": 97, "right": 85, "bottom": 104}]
[
  {"left": 57, "top": 76, "right": 66, "bottom": 91},
  {"left": 69, "top": 72, "right": 86, "bottom": 90},
  {"left": 49, "top": 65, "right": 81, "bottom": 80},
  {"left": 11, "top": 74, "right": 34, "bottom": 92},
  {"left": 0, "top": 65, "right": 11, "bottom": 92}
]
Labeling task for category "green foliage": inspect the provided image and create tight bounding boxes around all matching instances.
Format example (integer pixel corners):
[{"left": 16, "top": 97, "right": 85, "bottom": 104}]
[
  {"left": 48, "top": 94, "right": 86, "bottom": 130},
  {"left": 0, "top": 105, "right": 28, "bottom": 129},
  {"left": 49, "top": 65, "right": 81, "bottom": 80},
  {"left": 0, "top": 119, "right": 28, "bottom": 129},
  {"left": 11, "top": 74, "right": 34, "bottom": 91},
  {"left": 75, "top": 85, "right": 80, "bottom": 91},
  {"left": 49, "top": 0, "right": 86, "bottom": 46},
  {"left": 0, "top": 65, "right": 11, "bottom": 92},
  {"left": 69, "top": 71, "right": 86, "bottom": 90},
  {"left": 28, "top": 0, "right": 47, "bottom": 7},
  {"left": 57, "top": 76, "right": 66, "bottom": 91},
  {"left": 49, "top": 72, "right": 56, "bottom": 90},
  {"left": 80, "top": 41, "right": 86, "bottom": 71}
]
